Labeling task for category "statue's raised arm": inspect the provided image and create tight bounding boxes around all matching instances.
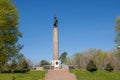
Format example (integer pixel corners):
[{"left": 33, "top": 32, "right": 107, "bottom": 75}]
[{"left": 54, "top": 16, "right": 58, "bottom": 27}]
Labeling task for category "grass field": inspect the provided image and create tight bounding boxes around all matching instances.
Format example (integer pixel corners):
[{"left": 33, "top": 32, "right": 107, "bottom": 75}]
[
  {"left": 0, "top": 70, "right": 47, "bottom": 80},
  {"left": 0, "top": 70, "right": 120, "bottom": 80},
  {"left": 70, "top": 69, "right": 120, "bottom": 80}
]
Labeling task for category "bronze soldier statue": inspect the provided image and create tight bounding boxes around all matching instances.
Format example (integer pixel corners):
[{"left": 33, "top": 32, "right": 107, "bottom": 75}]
[{"left": 54, "top": 16, "right": 58, "bottom": 27}]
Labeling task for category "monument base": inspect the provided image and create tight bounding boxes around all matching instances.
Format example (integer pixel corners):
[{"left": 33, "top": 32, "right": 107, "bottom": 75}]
[{"left": 51, "top": 60, "right": 61, "bottom": 69}]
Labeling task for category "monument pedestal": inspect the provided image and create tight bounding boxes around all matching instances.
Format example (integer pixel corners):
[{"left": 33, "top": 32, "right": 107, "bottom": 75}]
[{"left": 51, "top": 60, "right": 61, "bottom": 69}]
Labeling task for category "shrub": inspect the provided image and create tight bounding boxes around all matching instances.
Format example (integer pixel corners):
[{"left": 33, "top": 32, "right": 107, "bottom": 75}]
[{"left": 87, "top": 59, "right": 97, "bottom": 72}]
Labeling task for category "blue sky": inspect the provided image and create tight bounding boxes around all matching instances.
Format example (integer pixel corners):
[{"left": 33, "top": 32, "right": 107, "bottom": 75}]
[{"left": 14, "top": 0, "right": 120, "bottom": 62}]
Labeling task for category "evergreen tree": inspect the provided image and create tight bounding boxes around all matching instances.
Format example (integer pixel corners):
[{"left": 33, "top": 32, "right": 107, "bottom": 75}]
[
  {"left": 0, "top": 0, "right": 22, "bottom": 68},
  {"left": 87, "top": 59, "right": 97, "bottom": 72},
  {"left": 59, "top": 52, "right": 67, "bottom": 64},
  {"left": 105, "top": 63, "right": 114, "bottom": 72}
]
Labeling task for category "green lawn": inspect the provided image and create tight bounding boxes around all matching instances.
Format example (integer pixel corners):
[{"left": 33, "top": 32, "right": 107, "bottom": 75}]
[
  {"left": 0, "top": 70, "right": 47, "bottom": 80},
  {"left": 70, "top": 69, "right": 120, "bottom": 80},
  {"left": 1, "top": 70, "right": 120, "bottom": 80}
]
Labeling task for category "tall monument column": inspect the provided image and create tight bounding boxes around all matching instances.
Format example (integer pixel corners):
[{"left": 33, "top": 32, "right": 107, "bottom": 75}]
[
  {"left": 53, "top": 17, "right": 59, "bottom": 60},
  {"left": 51, "top": 16, "right": 61, "bottom": 69}
]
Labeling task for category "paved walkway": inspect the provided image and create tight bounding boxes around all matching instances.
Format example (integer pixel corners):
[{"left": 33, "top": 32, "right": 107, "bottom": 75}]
[{"left": 45, "top": 69, "right": 77, "bottom": 80}]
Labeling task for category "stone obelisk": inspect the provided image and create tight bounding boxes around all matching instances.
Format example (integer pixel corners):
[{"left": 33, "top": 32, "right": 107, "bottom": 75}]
[
  {"left": 53, "top": 16, "right": 59, "bottom": 60},
  {"left": 51, "top": 16, "right": 61, "bottom": 69}
]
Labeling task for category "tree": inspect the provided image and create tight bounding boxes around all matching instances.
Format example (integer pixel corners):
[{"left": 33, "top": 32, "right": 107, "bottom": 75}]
[
  {"left": 17, "top": 53, "right": 25, "bottom": 63},
  {"left": 59, "top": 52, "right": 67, "bottom": 64},
  {"left": 0, "top": 0, "right": 23, "bottom": 62},
  {"left": 21, "top": 60, "right": 30, "bottom": 72},
  {"left": 105, "top": 63, "right": 114, "bottom": 72},
  {"left": 10, "top": 59, "right": 17, "bottom": 73},
  {"left": 114, "top": 17, "right": 120, "bottom": 59},
  {"left": 87, "top": 59, "right": 97, "bottom": 72},
  {"left": 73, "top": 53, "right": 81, "bottom": 68},
  {"left": 114, "top": 17, "right": 120, "bottom": 69},
  {"left": 17, "top": 53, "right": 30, "bottom": 72},
  {"left": 27, "top": 59, "right": 35, "bottom": 70},
  {"left": 0, "top": 53, "right": 8, "bottom": 72},
  {"left": 40, "top": 60, "right": 49, "bottom": 67},
  {"left": 114, "top": 17, "right": 120, "bottom": 45}
]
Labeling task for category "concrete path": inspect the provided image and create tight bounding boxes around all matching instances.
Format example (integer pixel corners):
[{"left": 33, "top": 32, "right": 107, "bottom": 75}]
[{"left": 45, "top": 69, "right": 77, "bottom": 80}]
